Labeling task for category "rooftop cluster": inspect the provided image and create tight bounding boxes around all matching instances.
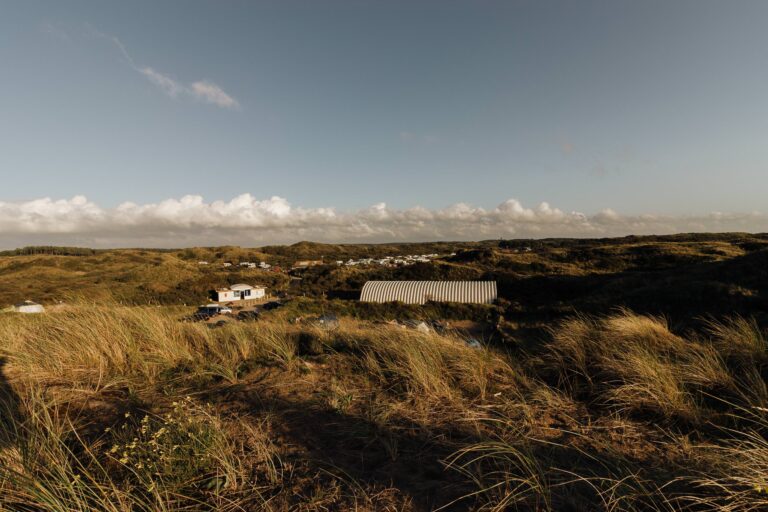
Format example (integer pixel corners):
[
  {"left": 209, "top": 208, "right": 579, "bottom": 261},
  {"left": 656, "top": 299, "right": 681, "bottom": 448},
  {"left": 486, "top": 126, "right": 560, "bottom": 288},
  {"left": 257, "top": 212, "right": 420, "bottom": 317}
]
[
  {"left": 336, "top": 253, "right": 453, "bottom": 267},
  {"left": 235, "top": 261, "right": 272, "bottom": 269}
]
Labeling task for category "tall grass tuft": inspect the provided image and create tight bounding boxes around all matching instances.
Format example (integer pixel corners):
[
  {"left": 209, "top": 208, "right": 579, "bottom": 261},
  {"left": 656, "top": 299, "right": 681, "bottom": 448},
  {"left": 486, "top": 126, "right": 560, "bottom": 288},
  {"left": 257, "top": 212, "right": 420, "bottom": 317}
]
[{"left": 542, "top": 310, "right": 742, "bottom": 422}]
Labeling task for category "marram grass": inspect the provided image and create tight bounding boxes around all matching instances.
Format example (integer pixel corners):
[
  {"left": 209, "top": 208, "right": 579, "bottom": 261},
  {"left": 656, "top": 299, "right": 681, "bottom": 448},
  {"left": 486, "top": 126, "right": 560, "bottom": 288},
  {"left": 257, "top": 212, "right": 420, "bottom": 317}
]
[{"left": 1, "top": 304, "right": 768, "bottom": 510}]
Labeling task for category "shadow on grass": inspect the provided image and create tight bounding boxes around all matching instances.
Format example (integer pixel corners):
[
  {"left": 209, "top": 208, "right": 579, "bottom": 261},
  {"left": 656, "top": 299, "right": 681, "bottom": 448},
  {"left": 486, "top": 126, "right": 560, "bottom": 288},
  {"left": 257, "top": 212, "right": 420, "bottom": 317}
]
[
  {"left": 0, "top": 357, "right": 22, "bottom": 449},
  {"left": 199, "top": 377, "right": 698, "bottom": 512},
  {"left": 198, "top": 379, "right": 475, "bottom": 510}
]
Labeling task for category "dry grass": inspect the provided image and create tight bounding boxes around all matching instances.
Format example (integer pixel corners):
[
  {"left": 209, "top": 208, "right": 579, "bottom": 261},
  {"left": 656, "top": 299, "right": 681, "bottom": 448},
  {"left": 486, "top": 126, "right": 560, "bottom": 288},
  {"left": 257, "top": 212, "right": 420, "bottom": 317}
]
[
  {"left": 0, "top": 304, "right": 515, "bottom": 510},
  {"left": 542, "top": 310, "right": 740, "bottom": 422},
  {"left": 2, "top": 304, "right": 768, "bottom": 510},
  {"left": 0, "top": 303, "right": 301, "bottom": 388},
  {"left": 682, "top": 419, "right": 768, "bottom": 511}
]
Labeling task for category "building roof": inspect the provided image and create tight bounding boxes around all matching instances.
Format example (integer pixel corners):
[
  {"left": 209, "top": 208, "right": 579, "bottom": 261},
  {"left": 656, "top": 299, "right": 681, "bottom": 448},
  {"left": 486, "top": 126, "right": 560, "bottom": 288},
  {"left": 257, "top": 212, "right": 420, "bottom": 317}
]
[
  {"left": 216, "top": 284, "right": 266, "bottom": 293},
  {"left": 360, "top": 281, "right": 497, "bottom": 305},
  {"left": 14, "top": 300, "right": 41, "bottom": 307}
]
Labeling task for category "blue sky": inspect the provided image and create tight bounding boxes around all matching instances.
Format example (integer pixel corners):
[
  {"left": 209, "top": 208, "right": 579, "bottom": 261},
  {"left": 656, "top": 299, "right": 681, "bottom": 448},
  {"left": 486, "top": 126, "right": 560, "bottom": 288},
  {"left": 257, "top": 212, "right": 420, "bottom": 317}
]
[{"left": 1, "top": 1, "right": 767, "bottom": 246}]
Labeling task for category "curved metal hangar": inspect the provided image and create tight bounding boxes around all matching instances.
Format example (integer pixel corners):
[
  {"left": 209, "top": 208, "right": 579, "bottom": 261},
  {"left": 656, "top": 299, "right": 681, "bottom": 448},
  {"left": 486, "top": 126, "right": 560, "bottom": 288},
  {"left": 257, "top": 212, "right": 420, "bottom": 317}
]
[{"left": 360, "top": 281, "right": 497, "bottom": 305}]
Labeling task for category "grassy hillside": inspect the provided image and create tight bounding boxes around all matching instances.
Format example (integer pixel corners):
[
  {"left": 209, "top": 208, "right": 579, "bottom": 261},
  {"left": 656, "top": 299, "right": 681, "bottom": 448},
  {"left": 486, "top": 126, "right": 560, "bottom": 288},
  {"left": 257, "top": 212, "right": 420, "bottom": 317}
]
[
  {"left": 2, "top": 304, "right": 768, "bottom": 510},
  {"left": 288, "top": 235, "right": 768, "bottom": 334},
  {"left": 4, "top": 234, "right": 768, "bottom": 339},
  {"left": 0, "top": 249, "right": 291, "bottom": 306},
  {"left": 259, "top": 240, "right": 489, "bottom": 260},
  {"left": 4, "top": 234, "right": 768, "bottom": 312}
]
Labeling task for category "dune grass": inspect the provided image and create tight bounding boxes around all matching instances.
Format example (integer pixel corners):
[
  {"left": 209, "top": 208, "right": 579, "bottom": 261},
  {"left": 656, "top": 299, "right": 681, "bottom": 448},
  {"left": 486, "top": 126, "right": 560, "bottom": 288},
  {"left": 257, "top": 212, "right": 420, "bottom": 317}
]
[{"left": 1, "top": 304, "right": 768, "bottom": 510}]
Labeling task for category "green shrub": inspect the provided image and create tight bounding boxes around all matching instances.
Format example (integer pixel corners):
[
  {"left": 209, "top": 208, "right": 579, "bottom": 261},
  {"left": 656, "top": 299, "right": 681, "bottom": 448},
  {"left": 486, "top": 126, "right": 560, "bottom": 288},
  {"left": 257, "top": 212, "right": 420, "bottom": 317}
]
[{"left": 106, "top": 397, "right": 234, "bottom": 495}]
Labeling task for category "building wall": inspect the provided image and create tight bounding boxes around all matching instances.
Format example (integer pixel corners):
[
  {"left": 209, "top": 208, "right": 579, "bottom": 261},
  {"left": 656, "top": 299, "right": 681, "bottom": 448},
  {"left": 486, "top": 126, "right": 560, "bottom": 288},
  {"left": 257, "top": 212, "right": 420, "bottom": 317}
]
[
  {"left": 216, "top": 290, "right": 239, "bottom": 302},
  {"left": 14, "top": 305, "right": 45, "bottom": 313}
]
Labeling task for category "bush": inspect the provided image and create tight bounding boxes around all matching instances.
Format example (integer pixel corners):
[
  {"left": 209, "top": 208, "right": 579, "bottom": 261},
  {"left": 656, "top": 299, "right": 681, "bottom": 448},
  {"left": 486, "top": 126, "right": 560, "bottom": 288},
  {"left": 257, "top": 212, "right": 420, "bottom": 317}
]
[{"left": 106, "top": 398, "right": 235, "bottom": 495}]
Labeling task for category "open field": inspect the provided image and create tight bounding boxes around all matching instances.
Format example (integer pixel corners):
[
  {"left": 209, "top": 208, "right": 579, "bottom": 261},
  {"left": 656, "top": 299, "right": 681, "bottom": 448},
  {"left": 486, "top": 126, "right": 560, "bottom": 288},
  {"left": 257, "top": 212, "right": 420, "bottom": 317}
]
[{"left": 2, "top": 234, "right": 768, "bottom": 510}]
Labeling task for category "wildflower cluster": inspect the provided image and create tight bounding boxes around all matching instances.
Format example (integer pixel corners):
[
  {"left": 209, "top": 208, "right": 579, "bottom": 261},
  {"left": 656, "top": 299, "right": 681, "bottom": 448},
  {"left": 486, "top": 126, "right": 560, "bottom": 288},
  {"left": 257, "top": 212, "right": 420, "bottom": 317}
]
[{"left": 106, "top": 397, "right": 225, "bottom": 492}]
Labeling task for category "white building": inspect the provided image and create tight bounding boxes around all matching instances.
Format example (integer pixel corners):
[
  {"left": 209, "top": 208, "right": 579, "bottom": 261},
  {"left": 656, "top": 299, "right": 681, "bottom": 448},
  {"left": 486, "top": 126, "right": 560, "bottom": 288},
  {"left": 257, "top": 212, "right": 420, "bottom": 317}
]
[
  {"left": 13, "top": 301, "right": 45, "bottom": 313},
  {"left": 214, "top": 284, "right": 266, "bottom": 302}
]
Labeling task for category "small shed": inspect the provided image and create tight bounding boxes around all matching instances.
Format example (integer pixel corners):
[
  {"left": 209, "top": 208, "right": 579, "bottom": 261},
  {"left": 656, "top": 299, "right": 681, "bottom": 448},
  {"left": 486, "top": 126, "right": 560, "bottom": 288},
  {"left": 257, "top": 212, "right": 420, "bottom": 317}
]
[
  {"left": 214, "top": 284, "right": 266, "bottom": 302},
  {"left": 13, "top": 301, "right": 45, "bottom": 314}
]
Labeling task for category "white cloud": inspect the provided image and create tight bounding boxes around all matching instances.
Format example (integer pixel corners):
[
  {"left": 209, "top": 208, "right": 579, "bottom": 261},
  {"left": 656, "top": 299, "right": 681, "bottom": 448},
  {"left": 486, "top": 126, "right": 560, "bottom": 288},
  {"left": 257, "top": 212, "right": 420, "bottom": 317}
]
[
  {"left": 134, "top": 69, "right": 240, "bottom": 108},
  {"left": 139, "top": 67, "right": 185, "bottom": 98},
  {"left": 88, "top": 27, "right": 239, "bottom": 109},
  {"left": 0, "top": 195, "right": 765, "bottom": 249},
  {"left": 135, "top": 68, "right": 238, "bottom": 109},
  {"left": 189, "top": 81, "right": 239, "bottom": 108}
]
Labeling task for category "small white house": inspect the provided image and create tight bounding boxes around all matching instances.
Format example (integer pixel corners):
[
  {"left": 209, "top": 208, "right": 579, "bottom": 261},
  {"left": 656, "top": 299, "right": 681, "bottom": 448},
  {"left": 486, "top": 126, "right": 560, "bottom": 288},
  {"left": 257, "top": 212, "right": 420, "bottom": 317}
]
[
  {"left": 214, "top": 284, "right": 266, "bottom": 302},
  {"left": 13, "top": 301, "right": 45, "bottom": 314}
]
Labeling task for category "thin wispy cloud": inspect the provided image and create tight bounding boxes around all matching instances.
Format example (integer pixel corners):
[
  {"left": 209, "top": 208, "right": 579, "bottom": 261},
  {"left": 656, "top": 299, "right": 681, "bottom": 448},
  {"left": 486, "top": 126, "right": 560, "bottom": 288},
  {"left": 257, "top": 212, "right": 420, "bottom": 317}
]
[
  {"left": 0, "top": 195, "right": 764, "bottom": 249},
  {"left": 139, "top": 67, "right": 185, "bottom": 97},
  {"left": 83, "top": 25, "right": 239, "bottom": 109},
  {"left": 189, "top": 80, "right": 239, "bottom": 109}
]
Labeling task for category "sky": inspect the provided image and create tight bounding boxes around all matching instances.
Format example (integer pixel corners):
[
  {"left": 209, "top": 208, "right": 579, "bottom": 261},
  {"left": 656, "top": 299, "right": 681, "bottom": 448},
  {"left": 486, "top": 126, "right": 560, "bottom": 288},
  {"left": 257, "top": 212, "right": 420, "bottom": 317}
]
[{"left": 1, "top": 0, "right": 768, "bottom": 247}]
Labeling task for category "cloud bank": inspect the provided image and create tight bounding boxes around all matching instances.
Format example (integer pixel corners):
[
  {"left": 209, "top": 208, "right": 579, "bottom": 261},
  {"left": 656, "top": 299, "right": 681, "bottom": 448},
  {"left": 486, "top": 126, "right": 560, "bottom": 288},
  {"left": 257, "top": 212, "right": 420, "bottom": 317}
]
[{"left": 0, "top": 195, "right": 765, "bottom": 249}]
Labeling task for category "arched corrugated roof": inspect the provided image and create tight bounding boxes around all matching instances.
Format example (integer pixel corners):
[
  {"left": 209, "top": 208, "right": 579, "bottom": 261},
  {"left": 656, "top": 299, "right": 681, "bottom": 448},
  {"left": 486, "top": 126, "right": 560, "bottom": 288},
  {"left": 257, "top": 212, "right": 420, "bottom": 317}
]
[{"left": 360, "top": 281, "right": 497, "bottom": 305}]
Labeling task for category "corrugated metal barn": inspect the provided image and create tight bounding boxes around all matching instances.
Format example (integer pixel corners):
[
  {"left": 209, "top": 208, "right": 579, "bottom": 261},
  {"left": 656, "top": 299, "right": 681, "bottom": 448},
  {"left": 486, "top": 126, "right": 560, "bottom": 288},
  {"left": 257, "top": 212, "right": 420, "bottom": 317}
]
[{"left": 360, "top": 281, "right": 497, "bottom": 305}]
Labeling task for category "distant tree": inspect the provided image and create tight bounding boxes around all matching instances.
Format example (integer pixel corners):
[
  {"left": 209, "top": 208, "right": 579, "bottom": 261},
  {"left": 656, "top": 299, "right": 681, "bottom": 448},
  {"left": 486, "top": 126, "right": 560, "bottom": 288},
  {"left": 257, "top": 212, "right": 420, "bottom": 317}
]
[{"left": 0, "top": 246, "right": 96, "bottom": 257}]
